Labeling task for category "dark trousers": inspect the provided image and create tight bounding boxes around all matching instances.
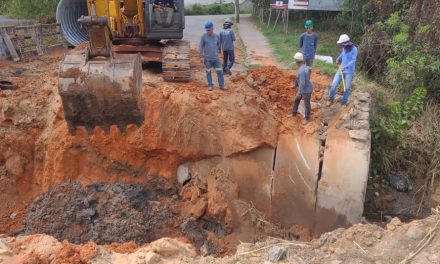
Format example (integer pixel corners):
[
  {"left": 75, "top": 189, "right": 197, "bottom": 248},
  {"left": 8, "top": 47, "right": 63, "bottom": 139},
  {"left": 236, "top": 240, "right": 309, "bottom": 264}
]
[
  {"left": 222, "top": 50, "right": 235, "bottom": 70},
  {"left": 292, "top": 93, "right": 312, "bottom": 119}
]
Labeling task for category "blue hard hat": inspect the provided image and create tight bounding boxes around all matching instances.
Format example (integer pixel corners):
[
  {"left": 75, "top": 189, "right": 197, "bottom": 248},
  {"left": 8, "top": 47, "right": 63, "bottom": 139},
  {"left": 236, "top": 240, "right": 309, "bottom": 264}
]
[{"left": 204, "top": 21, "right": 214, "bottom": 30}]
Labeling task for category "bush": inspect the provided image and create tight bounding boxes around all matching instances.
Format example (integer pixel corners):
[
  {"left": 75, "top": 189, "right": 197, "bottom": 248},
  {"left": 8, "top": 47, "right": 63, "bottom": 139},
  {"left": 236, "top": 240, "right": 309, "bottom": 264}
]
[
  {"left": 2, "top": 0, "right": 59, "bottom": 20},
  {"left": 371, "top": 87, "right": 427, "bottom": 179}
]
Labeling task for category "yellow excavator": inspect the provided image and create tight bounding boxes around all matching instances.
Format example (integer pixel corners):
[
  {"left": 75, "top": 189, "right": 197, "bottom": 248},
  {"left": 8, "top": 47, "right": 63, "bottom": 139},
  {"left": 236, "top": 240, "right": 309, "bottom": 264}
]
[{"left": 56, "top": 0, "right": 190, "bottom": 134}]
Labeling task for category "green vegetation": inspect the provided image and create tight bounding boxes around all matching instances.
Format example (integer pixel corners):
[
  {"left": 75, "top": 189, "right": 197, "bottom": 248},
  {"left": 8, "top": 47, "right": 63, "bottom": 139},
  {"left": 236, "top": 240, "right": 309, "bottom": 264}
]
[
  {"left": 252, "top": 14, "right": 340, "bottom": 75},
  {"left": 185, "top": 3, "right": 235, "bottom": 16},
  {"left": 0, "top": 0, "right": 58, "bottom": 20}
]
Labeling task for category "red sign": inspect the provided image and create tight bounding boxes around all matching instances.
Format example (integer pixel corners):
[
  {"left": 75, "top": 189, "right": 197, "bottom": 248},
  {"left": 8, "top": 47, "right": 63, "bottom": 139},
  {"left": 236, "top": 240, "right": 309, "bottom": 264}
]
[{"left": 270, "top": 0, "right": 288, "bottom": 9}]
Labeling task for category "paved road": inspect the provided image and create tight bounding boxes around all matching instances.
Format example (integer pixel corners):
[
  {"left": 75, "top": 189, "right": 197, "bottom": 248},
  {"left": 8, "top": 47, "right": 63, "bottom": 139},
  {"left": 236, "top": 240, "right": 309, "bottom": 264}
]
[
  {"left": 184, "top": 14, "right": 233, "bottom": 48},
  {"left": 184, "top": 14, "right": 277, "bottom": 69},
  {"left": 237, "top": 15, "right": 276, "bottom": 67}
]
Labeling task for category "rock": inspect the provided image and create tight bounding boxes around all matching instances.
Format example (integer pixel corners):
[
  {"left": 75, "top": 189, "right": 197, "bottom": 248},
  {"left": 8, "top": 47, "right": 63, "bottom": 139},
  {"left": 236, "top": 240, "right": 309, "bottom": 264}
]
[
  {"left": 356, "top": 92, "right": 370, "bottom": 102},
  {"left": 389, "top": 175, "right": 413, "bottom": 192},
  {"left": 373, "top": 231, "right": 383, "bottom": 239},
  {"left": 177, "top": 163, "right": 191, "bottom": 185},
  {"left": 0, "top": 241, "right": 13, "bottom": 258},
  {"left": 144, "top": 251, "right": 161, "bottom": 264},
  {"left": 405, "top": 226, "right": 425, "bottom": 240},
  {"left": 210, "top": 94, "right": 220, "bottom": 100},
  {"left": 268, "top": 246, "right": 286, "bottom": 262},
  {"left": 9, "top": 212, "right": 17, "bottom": 220},
  {"left": 387, "top": 217, "right": 402, "bottom": 231},
  {"left": 151, "top": 238, "right": 196, "bottom": 257},
  {"left": 245, "top": 77, "right": 254, "bottom": 87},
  {"left": 348, "top": 130, "right": 370, "bottom": 142},
  {"left": 5, "top": 155, "right": 27, "bottom": 176},
  {"left": 384, "top": 215, "right": 393, "bottom": 222}
]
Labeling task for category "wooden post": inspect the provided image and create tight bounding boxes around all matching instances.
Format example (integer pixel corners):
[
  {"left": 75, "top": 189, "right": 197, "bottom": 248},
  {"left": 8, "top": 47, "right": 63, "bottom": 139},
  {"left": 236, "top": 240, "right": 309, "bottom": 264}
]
[
  {"left": 267, "top": 8, "right": 272, "bottom": 27},
  {"left": 273, "top": 9, "right": 281, "bottom": 31},
  {"left": 1, "top": 31, "right": 20, "bottom": 62}
]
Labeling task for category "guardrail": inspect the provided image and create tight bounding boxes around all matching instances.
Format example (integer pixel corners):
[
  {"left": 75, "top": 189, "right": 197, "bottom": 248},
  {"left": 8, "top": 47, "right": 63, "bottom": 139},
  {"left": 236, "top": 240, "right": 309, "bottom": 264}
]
[{"left": 0, "top": 23, "right": 66, "bottom": 62}]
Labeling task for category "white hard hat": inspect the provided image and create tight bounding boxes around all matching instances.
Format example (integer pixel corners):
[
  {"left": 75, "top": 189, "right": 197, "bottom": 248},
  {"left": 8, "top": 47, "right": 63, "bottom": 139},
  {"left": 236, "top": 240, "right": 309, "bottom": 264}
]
[
  {"left": 294, "top": 52, "right": 304, "bottom": 62},
  {"left": 224, "top": 18, "right": 234, "bottom": 25},
  {"left": 337, "top": 34, "right": 350, "bottom": 44}
]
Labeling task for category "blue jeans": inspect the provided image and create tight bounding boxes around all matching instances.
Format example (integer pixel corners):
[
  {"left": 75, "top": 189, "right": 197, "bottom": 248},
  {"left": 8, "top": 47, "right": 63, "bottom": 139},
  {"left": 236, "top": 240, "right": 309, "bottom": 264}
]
[
  {"left": 292, "top": 93, "right": 312, "bottom": 119},
  {"left": 222, "top": 50, "right": 235, "bottom": 70},
  {"left": 205, "top": 59, "right": 225, "bottom": 88},
  {"left": 329, "top": 70, "right": 354, "bottom": 104}
]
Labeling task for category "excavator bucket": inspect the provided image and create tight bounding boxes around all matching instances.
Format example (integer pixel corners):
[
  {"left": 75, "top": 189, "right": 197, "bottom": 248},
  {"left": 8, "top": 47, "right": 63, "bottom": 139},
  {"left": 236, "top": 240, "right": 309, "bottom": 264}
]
[{"left": 58, "top": 50, "right": 143, "bottom": 134}]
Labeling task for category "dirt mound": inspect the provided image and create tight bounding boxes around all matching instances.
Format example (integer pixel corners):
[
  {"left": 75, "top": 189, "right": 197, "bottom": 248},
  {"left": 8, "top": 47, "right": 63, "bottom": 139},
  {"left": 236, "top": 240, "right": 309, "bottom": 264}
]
[
  {"left": 23, "top": 182, "right": 175, "bottom": 245},
  {"left": 238, "top": 66, "right": 326, "bottom": 116},
  {"left": 2, "top": 213, "right": 440, "bottom": 263}
]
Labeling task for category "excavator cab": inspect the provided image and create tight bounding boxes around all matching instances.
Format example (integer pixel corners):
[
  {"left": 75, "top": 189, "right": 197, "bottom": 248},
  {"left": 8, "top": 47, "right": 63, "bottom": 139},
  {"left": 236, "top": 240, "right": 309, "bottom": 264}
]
[{"left": 57, "top": 0, "right": 189, "bottom": 134}]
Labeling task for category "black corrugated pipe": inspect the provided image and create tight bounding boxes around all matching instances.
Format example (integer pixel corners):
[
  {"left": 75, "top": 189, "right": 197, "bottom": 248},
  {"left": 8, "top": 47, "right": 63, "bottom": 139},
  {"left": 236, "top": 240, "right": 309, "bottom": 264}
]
[{"left": 56, "top": 0, "right": 89, "bottom": 46}]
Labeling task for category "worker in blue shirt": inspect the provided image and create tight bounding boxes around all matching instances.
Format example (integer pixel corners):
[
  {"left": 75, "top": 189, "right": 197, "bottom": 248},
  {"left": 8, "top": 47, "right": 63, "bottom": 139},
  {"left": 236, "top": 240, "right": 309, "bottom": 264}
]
[
  {"left": 220, "top": 18, "right": 236, "bottom": 75},
  {"left": 292, "top": 52, "right": 314, "bottom": 125},
  {"left": 200, "top": 21, "right": 226, "bottom": 91},
  {"left": 299, "top": 20, "right": 318, "bottom": 73},
  {"left": 328, "top": 34, "right": 358, "bottom": 106}
]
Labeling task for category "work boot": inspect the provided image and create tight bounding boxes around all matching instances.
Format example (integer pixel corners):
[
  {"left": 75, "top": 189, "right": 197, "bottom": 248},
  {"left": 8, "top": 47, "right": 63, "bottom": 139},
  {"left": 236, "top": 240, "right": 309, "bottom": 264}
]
[
  {"left": 292, "top": 112, "right": 297, "bottom": 117},
  {"left": 302, "top": 118, "right": 310, "bottom": 125},
  {"left": 219, "top": 86, "right": 227, "bottom": 91},
  {"left": 208, "top": 86, "right": 213, "bottom": 91},
  {"left": 226, "top": 69, "right": 232, "bottom": 75}
]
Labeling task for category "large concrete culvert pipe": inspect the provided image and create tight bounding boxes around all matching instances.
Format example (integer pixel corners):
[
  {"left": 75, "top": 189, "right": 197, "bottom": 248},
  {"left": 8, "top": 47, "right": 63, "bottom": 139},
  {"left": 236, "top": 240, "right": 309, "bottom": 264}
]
[{"left": 56, "top": 0, "right": 89, "bottom": 46}]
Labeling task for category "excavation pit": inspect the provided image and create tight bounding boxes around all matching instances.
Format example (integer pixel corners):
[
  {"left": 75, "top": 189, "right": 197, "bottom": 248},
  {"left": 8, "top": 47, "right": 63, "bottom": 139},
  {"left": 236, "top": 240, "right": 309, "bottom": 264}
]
[{"left": 0, "top": 50, "right": 371, "bottom": 257}]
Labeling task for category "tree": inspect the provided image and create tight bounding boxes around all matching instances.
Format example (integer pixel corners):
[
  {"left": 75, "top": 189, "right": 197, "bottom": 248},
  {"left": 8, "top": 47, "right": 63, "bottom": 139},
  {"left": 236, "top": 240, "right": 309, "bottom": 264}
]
[{"left": 235, "top": 0, "right": 240, "bottom": 23}]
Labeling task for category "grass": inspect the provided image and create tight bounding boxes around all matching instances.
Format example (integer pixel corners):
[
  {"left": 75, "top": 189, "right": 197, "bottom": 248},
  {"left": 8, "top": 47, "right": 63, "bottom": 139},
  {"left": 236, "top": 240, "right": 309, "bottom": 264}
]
[{"left": 253, "top": 16, "right": 342, "bottom": 76}]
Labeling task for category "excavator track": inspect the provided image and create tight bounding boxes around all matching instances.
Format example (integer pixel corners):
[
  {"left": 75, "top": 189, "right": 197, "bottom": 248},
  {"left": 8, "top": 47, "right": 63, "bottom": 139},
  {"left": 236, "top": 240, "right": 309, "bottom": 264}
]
[{"left": 162, "top": 40, "right": 191, "bottom": 82}]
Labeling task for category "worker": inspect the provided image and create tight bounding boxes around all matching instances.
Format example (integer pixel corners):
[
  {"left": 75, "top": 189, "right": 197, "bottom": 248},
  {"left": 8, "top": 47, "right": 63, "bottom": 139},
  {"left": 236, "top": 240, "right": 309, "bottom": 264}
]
[
  {"left": 291, "top": 52, "right": 314, "bottom": 125},
  {"left": 199, "top": 21, "right": 226, "bottom": 91},
  {"left": 328, "top": 34, "right": 358, "bottom": 106},
  {"left": 220, "top": 18, "right": 236, "bottom": 75},
  {"left": 299, "top": 20, "right": 318, "bottom": 73},
  {"left": 153, "top": 0, "right": 176, "bottom": 27}
]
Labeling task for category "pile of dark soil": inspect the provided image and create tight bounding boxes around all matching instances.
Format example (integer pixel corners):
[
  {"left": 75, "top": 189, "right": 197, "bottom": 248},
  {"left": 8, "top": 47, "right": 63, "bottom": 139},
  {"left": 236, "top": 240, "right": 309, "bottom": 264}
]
[{"left": 22, "top": 182, "right": 174, "bottom": 244}]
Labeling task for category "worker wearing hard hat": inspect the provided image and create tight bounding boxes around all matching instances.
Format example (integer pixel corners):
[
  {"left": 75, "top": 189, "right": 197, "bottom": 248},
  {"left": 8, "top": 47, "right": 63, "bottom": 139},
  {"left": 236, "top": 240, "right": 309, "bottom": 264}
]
[
  {"left": 328, "top": 34, "right": 358, "bottom": 106},
  {"left": 220, "top": 18, "right": 236, "bottom": 75},
  {"left": 299, "top": 20, "right": 318, "bottom": 73},
  {"left": 291, "top": 52, "right": 314, "bottom": 125},
  {"left": 200, "top": 21, "right": 226, "bottom": 91}
]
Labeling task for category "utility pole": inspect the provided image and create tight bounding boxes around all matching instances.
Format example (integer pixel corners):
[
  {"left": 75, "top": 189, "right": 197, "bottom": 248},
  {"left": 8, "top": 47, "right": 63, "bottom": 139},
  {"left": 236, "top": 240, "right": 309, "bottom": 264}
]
[{"left": 235, "top": 0, "right": 240, "bottom": 23}]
